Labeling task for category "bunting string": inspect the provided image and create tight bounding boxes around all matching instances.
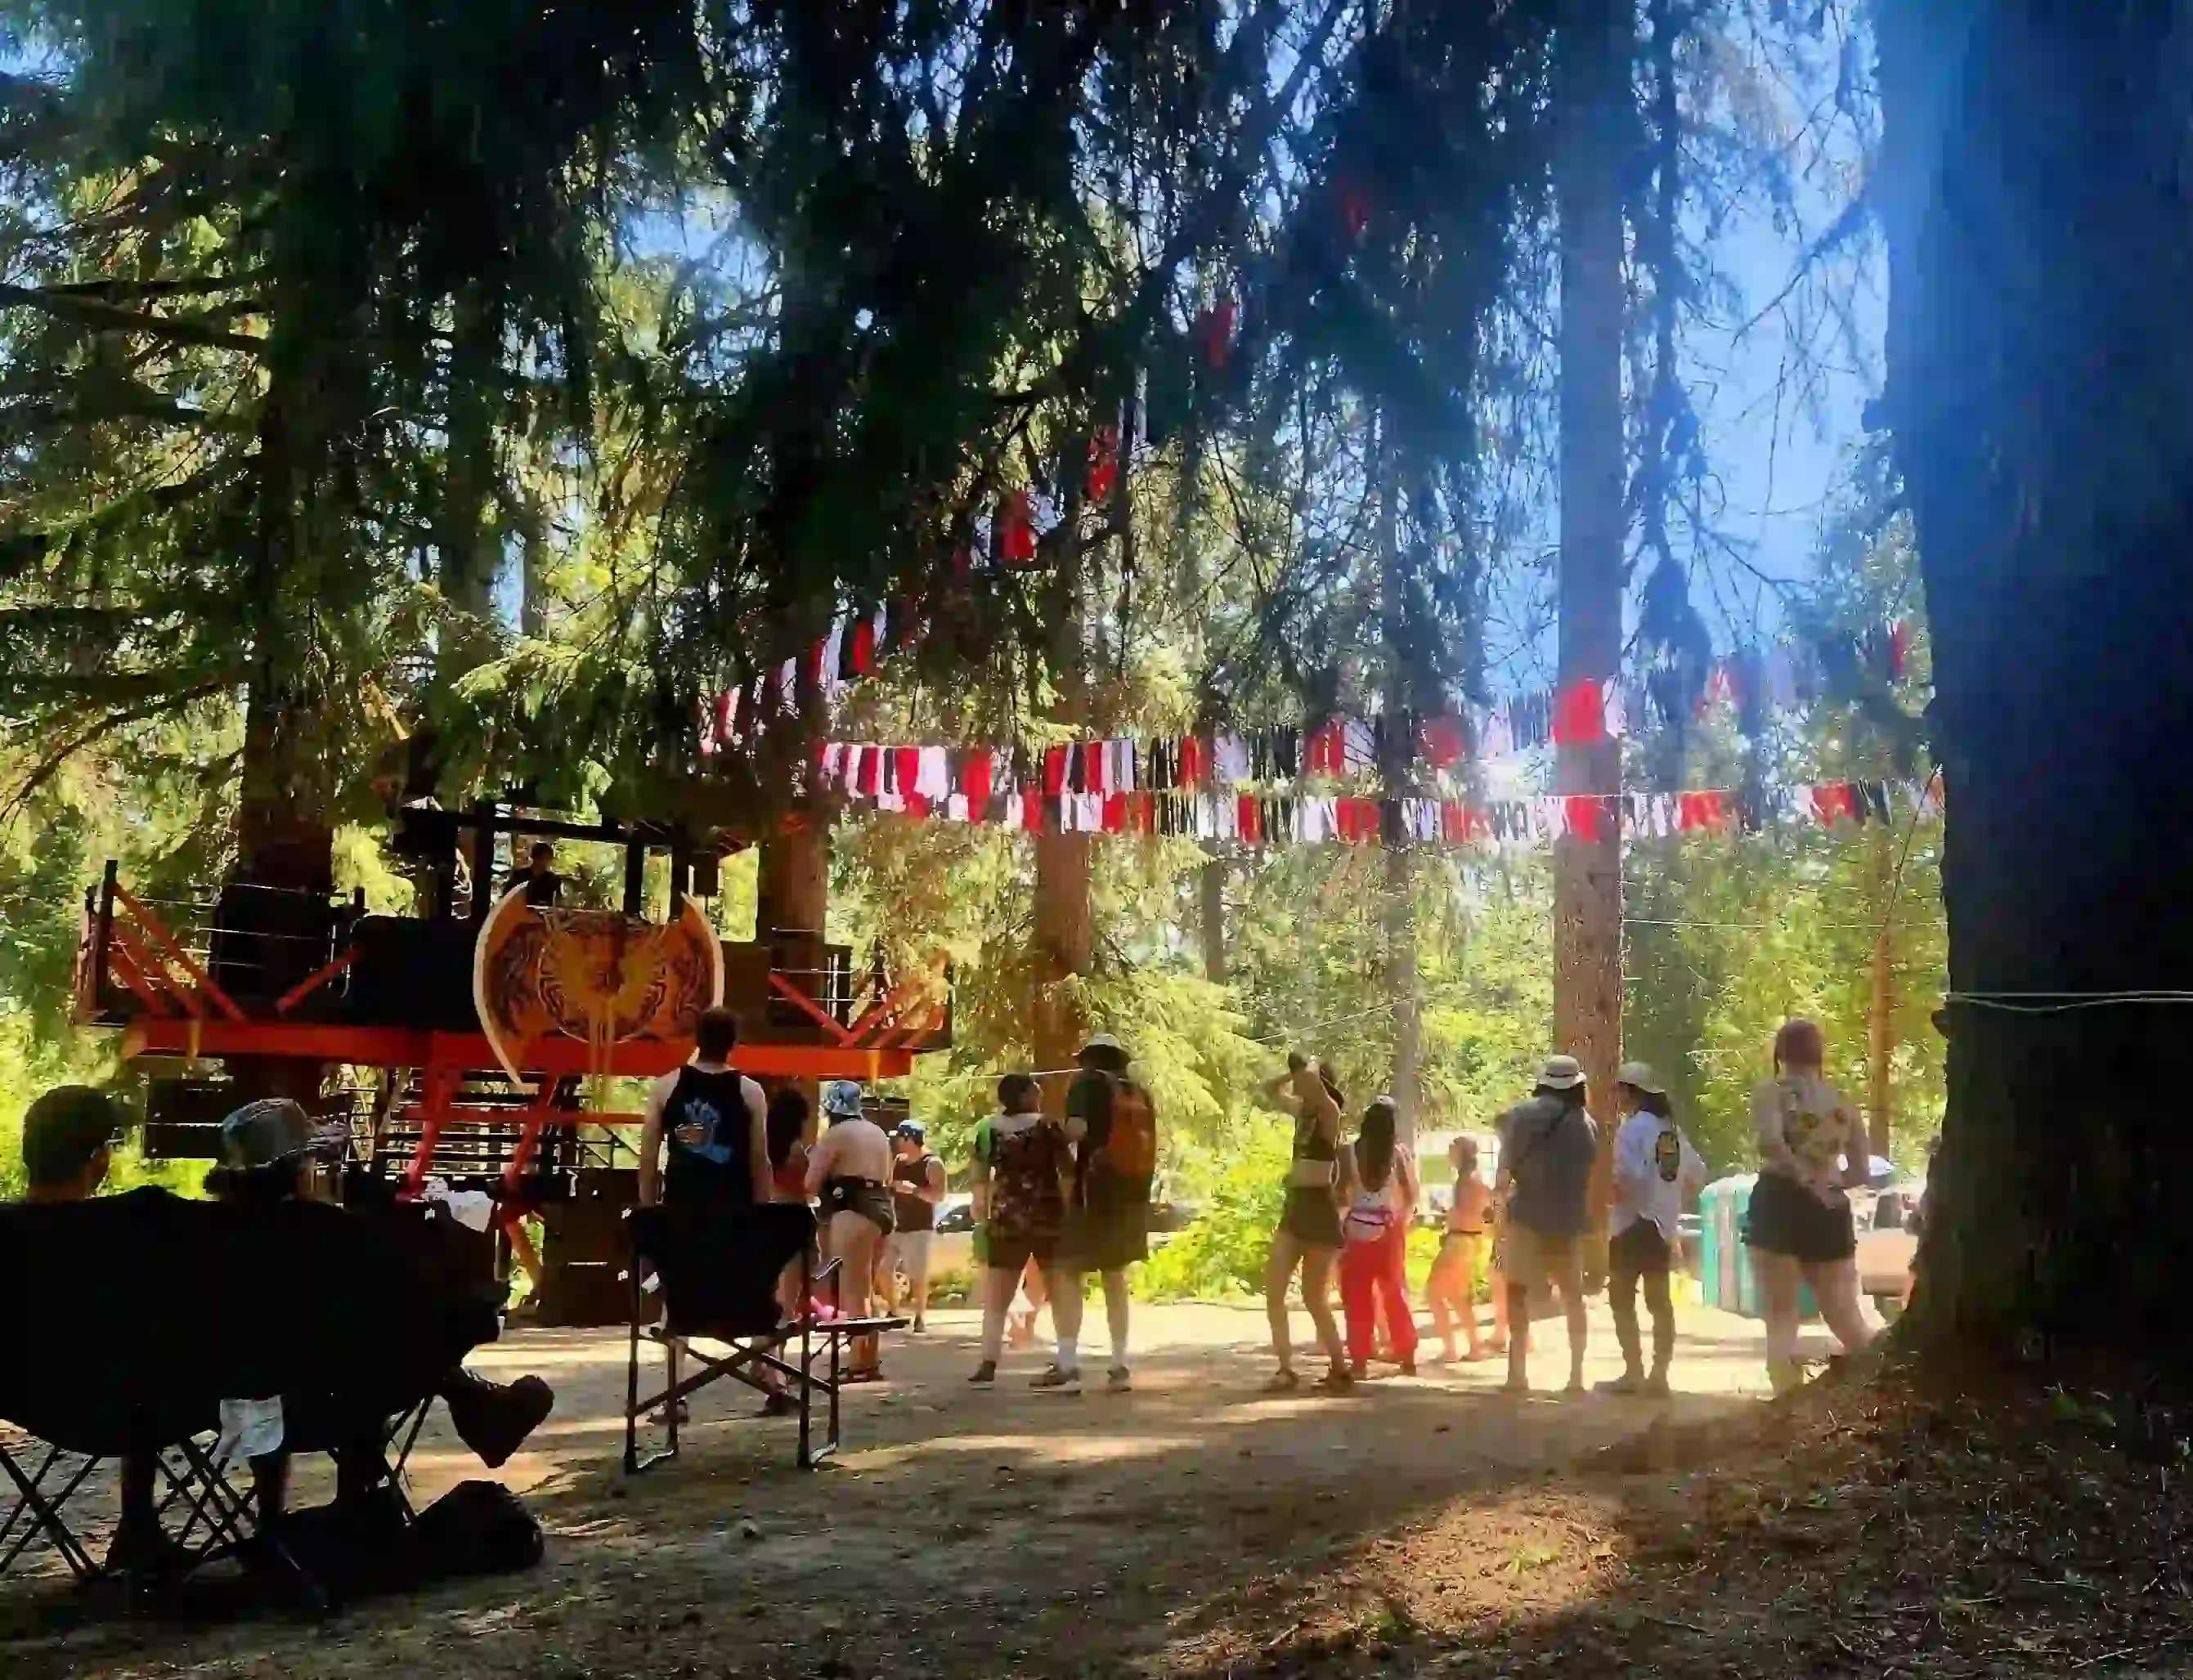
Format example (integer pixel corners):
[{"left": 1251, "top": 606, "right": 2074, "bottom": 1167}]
[{"left": 811, "top": 737, "right": 1940, "bottom": 850}]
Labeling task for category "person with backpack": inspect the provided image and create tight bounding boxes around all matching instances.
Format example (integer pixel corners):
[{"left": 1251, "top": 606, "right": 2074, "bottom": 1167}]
[
  {"left": 1495, "top": 1055, "right": 1599, "bottom": 1396},
  {"left": 1046, "top": 1033, "right": 1156, "bottom": 1394},
  {"left": 966, "top": 1073, "right": 1074, "bottom": 1386},
  {"left": 1338, "top": 1097, "right": 1419, "bottom": 1379}
]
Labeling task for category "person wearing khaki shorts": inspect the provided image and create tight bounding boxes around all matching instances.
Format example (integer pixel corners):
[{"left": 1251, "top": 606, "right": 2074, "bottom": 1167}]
[
  {"left": 1494, "top": 1057, "right": 1600, "bottom": 1396},
  {"left": 1500, "top": 1223, "right": 1584, "bottom": 1301}
]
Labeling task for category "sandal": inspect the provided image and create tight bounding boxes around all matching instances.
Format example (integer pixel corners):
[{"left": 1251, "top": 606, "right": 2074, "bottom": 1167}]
[
  {"left": 1316, "top": 1366, "right": 1355, "bottom": 1392},
  {"left": 1260, "top": 1369, "right": 1302, "bottom": 1394}
]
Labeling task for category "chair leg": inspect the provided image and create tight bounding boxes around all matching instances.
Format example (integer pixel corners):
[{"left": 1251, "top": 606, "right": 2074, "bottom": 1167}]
[
  {"left": 624, "top": 1260, "right": 644, "bottom": 1476},
  {"left": 172, "top": 1437, "right": 328, "bottom": 1616},
  {"left": 796, "top": 1249, "right": 814, "bottom": 1470},
  {"left": 0, "top": 1443, "right": 101, "bottom": 1582}
]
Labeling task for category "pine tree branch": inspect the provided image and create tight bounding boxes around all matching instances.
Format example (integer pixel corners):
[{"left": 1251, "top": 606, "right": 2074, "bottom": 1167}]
[
  {"left": 0, "top": 678, "right": 232, "bottom": 822},
  {"left": 0, "top": 281, "right": 267, "bottom": 354}
]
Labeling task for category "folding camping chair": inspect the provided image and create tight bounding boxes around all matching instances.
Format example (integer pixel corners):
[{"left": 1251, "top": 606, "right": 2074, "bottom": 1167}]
[
  {"left": 623, "top": 1202, "right": 906, "bottom": 1473},
  {"left": 0, "top": 1391, "right": 437, "bottom": 1598},
  {"left": 0, "top": 1423, "right": 264, "bottom": 1589}
]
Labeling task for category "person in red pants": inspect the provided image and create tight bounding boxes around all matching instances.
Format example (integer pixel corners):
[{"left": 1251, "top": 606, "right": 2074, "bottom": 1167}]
[{"left": 1338, "top": 1097, "right": 1419, "bottom": 1378}]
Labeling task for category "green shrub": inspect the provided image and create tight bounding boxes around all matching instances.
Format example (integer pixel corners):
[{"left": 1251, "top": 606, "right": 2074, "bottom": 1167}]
[{"left": 1135, "top": 1122, "right": 1290, "bottom": 1301}]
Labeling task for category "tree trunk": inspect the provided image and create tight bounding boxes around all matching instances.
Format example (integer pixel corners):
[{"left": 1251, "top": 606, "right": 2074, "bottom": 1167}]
[
  {"left": 437, "top": 288, "right": 502, "bottom": 681},
  {"left": 1868, "top": 831, "right": 1896, "bottom": 1159},
  {"left": 1879, "top": 0, "right": 2193, "bottom": 1355},
  {"left": 1375, "top": 412, "right": 1423, "bottom": 1141},
  {"left": 1034, "top": 827, "right": 1095, "bottom": 1086},
  {"left": 756, "top": 816, "right": 830, "bottom": 939},
  {"left": 1383, "top": 842, "right": 1422, "bottom": 1142},
  {"left": 233, "top": 368, "right": 337, "bottom": 1106},
  {"left": 1199, "top": 850, "right": 1228, "bottom": 983},
  {"left": 1553, "top": 0, "right": 1629, "bottom": 1241},
  {"left": 1030, "top": 408, "right": 1110, "bottom": 1100}
]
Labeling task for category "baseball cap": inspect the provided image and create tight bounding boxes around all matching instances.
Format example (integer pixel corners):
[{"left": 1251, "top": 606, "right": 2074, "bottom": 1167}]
[
  {"left": 894, "top": 1119, "right": 926, "bottom": 1142},
  {"left": 1615, "top": 1060, "right": 1666, "bottom": 1095},
  {"left": 1537, "top": 1055, "right": 1587, "bottom": 1091},
  {"left": 822, "top": 1081, "right": 865, "bottom": 1119},
  {"left": 220, "top": 1099, "right": 343, "bottom": 1168},
  {"left": 21, "top": 1085, "right": 122, "bottom": 1189}
]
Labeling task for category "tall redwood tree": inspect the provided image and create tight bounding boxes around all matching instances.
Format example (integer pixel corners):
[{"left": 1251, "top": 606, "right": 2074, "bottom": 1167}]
[{"left": 1879, "top": 0, "right": 2193, "bottom": 1353}]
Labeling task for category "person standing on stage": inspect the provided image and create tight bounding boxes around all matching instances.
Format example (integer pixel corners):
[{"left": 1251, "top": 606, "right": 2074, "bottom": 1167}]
[
  {"left": 1599, "top": 1063, "right": 1706, "bottom": 1397},
  {"left": 886, "top": 1120, "right": 947, "bottom": 1332}
]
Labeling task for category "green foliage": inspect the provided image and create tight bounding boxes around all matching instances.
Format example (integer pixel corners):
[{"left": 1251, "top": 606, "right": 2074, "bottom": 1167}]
[{"left": 1136, "top": 1118, "right": 1291, "bottom": 1301}]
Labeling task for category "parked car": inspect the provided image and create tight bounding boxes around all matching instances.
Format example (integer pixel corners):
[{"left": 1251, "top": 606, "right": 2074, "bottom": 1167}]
[
  {"left": 926, "top": 1192, "right": 977, "bottom": 1281},
  {"left": 1854, "top": 1177, "right": 1922, "bottom": 1314}
]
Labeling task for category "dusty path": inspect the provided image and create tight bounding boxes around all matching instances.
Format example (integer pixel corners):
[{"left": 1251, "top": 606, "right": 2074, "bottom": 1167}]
[{"left": 2, "top": 1298, "right": 1823, "bottom": 1679}]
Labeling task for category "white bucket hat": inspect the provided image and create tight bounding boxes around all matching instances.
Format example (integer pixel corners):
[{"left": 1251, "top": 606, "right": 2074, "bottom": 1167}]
[
  {"left": 1537, "top": 1055, "right": 1586, "bottom": 1091},
  {"left": 1615, "top": 1060, "right": 1666, "bottom": 1095}
]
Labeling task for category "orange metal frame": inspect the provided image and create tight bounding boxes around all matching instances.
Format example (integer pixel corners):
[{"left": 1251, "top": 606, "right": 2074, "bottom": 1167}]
[{"left": 93, "top": 874, "right": 942, "bottom": 1262}]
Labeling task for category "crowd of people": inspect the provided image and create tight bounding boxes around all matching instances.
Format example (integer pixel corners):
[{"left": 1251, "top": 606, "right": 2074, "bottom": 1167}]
[
  {"left": 1236, "top": 1020, "right": 1878, "bottom": 1398},
  {"left": 636, "top": 1011, "right": 1160, "bottom": 1393},
  {"left": 11, "top": 1006, "right": 1884, "bottom": 1584},
  {"left": 642, "top": 1004, "right": 1882, "bottom": 1404}
]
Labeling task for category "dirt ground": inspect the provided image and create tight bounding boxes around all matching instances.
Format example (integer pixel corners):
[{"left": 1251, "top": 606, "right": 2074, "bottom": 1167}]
[{"left": 2, "top": 1297, "right": 1875, "bottom": 1679}]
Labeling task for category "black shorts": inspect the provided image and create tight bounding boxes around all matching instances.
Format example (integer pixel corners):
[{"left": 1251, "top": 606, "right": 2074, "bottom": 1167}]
[
  {"left": 984, "top": 1231, "right": 1059, "bottom": 1277},
  {"left": 1609, "top": 1217, "right": 1672, "bottom": 1279},
  {"left": 1278, "top": 1186, "right": 1343, "bottom": 1249},
  {"left": 1061, "top": 1173, "right": 1149, "bottom": 1273},
  {"left": 822, "top": 1177, "right": 896, "bottom": 1236},
  {"left": 1743, "top": 1172, "right": 1854, "bottom": 1264}
]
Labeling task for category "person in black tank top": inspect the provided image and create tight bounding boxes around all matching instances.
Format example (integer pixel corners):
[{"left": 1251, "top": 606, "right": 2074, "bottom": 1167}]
[
  {"left": 885, "top": 1121, "right": 946, "bottom": 1331},
  {"left": 638, "top": 1008, "right": 769, "bottom": 1215},
  {"left": 662, "top": 1066, "right": 759, "bottom": 1209}
]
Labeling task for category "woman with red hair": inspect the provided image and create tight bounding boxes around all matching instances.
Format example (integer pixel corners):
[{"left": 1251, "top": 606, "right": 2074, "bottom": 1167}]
[{"left": 1745, "top": 1019, "right": 1877, "bottom": 1393}]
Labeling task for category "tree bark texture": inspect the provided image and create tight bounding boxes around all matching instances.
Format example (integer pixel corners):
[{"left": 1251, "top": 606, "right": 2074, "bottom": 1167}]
[
  {"left": 1879, "top": 0, "right": 2193, "bottom": 1355},
  {"left": 1553, "top": 0, "right": 1628, "bottom": 1230},
  {"left": 1377, "top": 414, "right": 1423, "bottom": 1140},
  {"left": 1868, "top": 831, "right": 1896, "bottom": 1159},
  {"left": 436, "top": 288, "right": 502, "bottom": 682},
  {"left": 1199, "top": 850, "right": 1228, "bottom": 983},
  {"left": 1031, "top": 414, "right": 1107, "bottom": 1100}
]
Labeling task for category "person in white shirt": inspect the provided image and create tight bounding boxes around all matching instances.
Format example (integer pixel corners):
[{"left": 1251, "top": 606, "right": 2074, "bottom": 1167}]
[{"left": 1599, "top": 1062, "right": 1706, "bottom": 1397}]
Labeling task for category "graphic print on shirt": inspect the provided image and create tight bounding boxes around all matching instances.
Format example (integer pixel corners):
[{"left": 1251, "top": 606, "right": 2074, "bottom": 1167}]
[
  {"left": 1766, "top": 1074, "right": 1857, "bottom": 1177},
  {"left": 986, "top": 1122, "right": 1069, "bottom": 1248},
  {"left": 674, "top": 1095, "right": 729, "bottom": 1161},
  {"left": 1653, "top": 1126, "right": 1681, "bottom": 1183}
]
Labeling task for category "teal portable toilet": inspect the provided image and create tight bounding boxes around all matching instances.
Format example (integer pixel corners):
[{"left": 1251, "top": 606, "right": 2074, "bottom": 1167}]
[
  {"left": 1697, "top": 1172, "right": 1818, "bottom": 1320},
  {"left": 1698, "top": 1175, "right": 1751, "bottom": 1312}
]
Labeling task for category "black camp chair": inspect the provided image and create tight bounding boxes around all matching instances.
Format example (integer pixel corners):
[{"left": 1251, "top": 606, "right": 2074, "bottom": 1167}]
[
  {"left": 0, "top": 1426, "right": 257, "bottom": 1587},
  {"left": 624, "top": 1202, "right": 905, "bottom": 1473},
  {"left": 0, "top": 1192, "right": 504, "bottom": 1602}
]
